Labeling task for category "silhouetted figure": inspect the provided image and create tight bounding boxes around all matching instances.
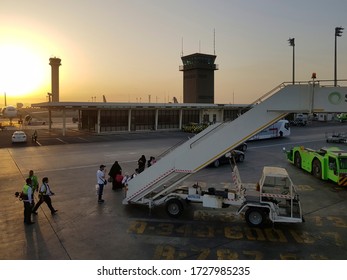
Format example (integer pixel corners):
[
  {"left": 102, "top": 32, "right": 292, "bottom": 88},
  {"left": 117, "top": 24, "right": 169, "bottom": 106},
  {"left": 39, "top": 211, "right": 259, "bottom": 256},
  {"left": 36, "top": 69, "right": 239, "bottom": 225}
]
[
  {"left": 147, "top": 156, "right": 156, "bottom": 167},
  {"left": 22, "top": 178, "right": 34, "bottom": 225},
  {"left": 137, "top": 155, "right": 146, "bottom": 173},
  {"left": 108, "top": 161, "right": 123, "bottom": 190},
  {"left": 32, "top": 130, "right": 38, "bottom": 142}
]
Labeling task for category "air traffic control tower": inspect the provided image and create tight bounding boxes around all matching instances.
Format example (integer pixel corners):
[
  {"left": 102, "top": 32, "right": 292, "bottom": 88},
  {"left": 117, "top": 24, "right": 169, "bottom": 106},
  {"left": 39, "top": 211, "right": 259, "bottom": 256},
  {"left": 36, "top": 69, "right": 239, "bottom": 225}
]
[
  {"left": 180, "top": 53, "right": 218, "bottom": 103},
  {"left": 49, "top": 57, "right": 61, "bottom": 102}
]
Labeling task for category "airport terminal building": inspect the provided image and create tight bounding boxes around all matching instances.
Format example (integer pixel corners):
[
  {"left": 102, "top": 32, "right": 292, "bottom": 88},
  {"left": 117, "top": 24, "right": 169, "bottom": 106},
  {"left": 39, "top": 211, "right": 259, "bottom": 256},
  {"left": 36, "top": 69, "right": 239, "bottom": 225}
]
[
  {"left": 31, "top": 102, "right": 248, "bottom": 134},
  {"left": 31, "top": 53, "right": 249, "bottom": 134}
]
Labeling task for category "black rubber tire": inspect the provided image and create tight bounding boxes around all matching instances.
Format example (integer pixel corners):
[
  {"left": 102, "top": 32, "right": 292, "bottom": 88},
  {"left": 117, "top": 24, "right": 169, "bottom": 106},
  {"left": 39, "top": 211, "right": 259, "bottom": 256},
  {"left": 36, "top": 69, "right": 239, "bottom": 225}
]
[
  {"left": 213, "top": 159, "right": 220, "bottom": 168},
  {"left": 165, "top": 198, "right": 184, "bottom": 218},
  {"left": 312, "top": 159, "right": 322, "bottom": 179},
  {"left": 237, "top": 154, "right": 245, "bottom": 162},
  {"left": 294, "top": 152, "right": 301, "bottom": 168},
  {"left": 240, "top": 143, "right": 247, "bottom": 152},
  {"left": 245, "top": 207, "right": 266, "bottom": 227}
]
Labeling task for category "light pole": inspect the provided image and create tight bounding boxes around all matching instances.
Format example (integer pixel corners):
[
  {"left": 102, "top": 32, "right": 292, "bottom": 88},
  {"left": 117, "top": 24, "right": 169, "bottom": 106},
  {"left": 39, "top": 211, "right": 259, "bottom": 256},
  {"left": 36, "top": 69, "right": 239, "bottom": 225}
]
[
  {"left": 288, "top": 38, "right": 295, "bottom": 84},
  {"left": 334, "top": 26, "right": 344, "bottom": 87},
  {"left": 47, "top": 92, "right": 52, "bottom": 130}
]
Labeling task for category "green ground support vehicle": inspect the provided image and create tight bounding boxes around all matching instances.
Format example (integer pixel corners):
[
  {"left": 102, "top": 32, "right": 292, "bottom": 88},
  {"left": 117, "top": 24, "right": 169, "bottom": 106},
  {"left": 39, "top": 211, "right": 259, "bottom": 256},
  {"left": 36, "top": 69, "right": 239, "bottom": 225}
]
[
  {"left": 285, "top": 146, "right": 347, "bottom": 186},
  {"left": 182, "top": 122, "right": 209, "bottom": 133},
  {"left": 336, "top": 113, "right": 347, "bottom": 122}
]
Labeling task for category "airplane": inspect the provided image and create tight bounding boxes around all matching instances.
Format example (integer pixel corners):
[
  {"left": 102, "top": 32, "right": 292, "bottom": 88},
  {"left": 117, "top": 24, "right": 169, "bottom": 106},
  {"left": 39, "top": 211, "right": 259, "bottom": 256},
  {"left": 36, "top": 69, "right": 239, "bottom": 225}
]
[{"left": 0, "top": 105, "right": 18, "bottom": 125}]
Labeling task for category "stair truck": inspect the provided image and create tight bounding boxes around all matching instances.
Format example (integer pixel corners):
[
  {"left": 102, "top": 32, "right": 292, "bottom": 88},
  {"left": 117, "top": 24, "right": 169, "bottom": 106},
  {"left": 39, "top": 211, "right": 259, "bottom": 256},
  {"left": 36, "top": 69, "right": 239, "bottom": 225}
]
[
  {"left": 123, "top": 82, "right": 347, "bottom": 226},
  {"left": 124, "top": 156, "right": 303, "bottom": 227},
  {"left": 285, "top": 146, "right": 347, "bottom": 186}
]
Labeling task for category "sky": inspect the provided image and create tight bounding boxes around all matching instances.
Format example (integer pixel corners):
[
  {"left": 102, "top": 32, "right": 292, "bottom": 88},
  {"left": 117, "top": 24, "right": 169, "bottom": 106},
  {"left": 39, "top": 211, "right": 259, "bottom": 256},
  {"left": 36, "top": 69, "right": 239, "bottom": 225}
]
[{"left": 1, "top": 0, "right": 347, "bottom": 107}]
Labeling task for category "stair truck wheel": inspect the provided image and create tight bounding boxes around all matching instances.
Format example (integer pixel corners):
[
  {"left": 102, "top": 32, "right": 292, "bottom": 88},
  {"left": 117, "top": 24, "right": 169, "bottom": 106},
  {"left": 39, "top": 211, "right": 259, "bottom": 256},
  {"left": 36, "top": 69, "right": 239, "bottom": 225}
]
[
  {"left": 165, "top": 198, "right": 184, "bottom": 218},
  {"left": 239, "top": 143, "right": 247, "bottom": 152},
  {"left": 213, "top": 159, "right": 220, "bottom": 168},
  {"left": 294, "top": 152, "right": 301, "bottom": 168},
  {"left": 238, "top": 153, "right": 245, "bottom": 162},
  {"left": 312, "top": 159, "right": 322, "bottom": 179},
  {"left": 245, "top": 207, "right": 266, "bottom": 227}
]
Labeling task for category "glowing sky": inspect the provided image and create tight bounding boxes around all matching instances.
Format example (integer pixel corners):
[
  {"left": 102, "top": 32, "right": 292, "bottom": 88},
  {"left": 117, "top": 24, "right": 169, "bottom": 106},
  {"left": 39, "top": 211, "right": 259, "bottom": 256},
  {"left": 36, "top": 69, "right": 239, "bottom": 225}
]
[{"left": 1, "top": 0, "right": 347, "bottom": 106}]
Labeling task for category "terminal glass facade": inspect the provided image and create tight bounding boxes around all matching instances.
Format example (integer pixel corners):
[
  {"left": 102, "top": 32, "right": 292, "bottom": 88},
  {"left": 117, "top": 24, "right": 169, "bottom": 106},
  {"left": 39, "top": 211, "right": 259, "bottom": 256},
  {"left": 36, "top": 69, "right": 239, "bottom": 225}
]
[
  {"left": 223, "top": 109, "right": 239, "bottom": 121},
  {"left": 182, "top": 109, "right": 200, "bottom": 125},
  {"left": 158, "top": 109, "right": 179, "bottom": 129},
  {"left": 131, "top": 109, "right": 155, "bottom": 131},
  {"left": 81, "top": 110, "right": 97, "bottom": 131},
  {"left": 79, "top": 105, "right": 243, "bottom": 133},
  {"left": 100, "top": 110, "right": 128, "bottom": 132}
]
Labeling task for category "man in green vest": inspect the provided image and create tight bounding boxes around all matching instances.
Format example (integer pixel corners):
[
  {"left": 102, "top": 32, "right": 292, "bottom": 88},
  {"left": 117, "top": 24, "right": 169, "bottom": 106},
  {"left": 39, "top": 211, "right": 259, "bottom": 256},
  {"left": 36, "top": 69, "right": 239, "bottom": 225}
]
[
  {"left": 28, "top": 170, "right": 39, "bottom": 207},
  {"left": 22, "top": 178, "right": 35, "bottom": 225}
]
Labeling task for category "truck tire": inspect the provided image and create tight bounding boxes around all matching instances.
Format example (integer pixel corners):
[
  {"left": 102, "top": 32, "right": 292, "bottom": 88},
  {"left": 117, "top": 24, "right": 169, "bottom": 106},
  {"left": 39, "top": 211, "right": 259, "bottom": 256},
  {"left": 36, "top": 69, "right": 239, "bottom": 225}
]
[
  {"left": 213, "top": 159, "right": 220, "bottom": 168},
  {"left": 245, "top": 207, "right": 266, "bottom": 227},
  {"left": 312, "top": 159, "right": 322, "bottom": 179},
  {"left": 239, "top": 143, "right": 247, "bottom": 152},
  {"left": 165, "top": 198, "right": 184, "bottom": 218},
  {"left": 238, "top": 154, "right": 245, "bottom": 162},
  {"left": 294, "top": 152, "right": 301, "bottom": 168}
]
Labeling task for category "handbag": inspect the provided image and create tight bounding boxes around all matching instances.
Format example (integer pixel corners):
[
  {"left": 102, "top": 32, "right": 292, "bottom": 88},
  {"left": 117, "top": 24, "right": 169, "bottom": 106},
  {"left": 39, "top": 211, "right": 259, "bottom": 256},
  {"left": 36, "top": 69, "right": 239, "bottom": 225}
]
[{"left": 107, "top": 176, "right": 113, "bottom": 183}]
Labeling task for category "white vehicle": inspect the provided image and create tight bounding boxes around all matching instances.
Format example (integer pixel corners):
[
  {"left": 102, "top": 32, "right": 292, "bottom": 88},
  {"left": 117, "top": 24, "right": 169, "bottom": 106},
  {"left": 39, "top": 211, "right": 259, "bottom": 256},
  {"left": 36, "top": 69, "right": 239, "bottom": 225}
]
[
  {"left": 236, "top": 166, "right": 302, "bottom": 226},
  {"left": 248, "top": 119, "right": 290, "bottom": 140},
  {"left": 12, "top": 131, "right": 27, "bottom": 143},
  {"left": 123, "top": 157, "right": 303, "bottom": 227},
  {"left": 163, "top": 163, "right": 303, "bottom": 227}
]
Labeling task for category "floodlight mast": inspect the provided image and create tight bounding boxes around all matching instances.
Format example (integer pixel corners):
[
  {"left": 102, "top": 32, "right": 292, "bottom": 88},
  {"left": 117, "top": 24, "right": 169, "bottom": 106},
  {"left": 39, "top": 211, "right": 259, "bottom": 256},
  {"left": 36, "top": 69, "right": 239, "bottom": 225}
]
[
  {"left": 288, "top": 38, "right": 295, "bottom": 84},
  {"left": 334, "top": 27, "right": 344, "bottom": 87}
]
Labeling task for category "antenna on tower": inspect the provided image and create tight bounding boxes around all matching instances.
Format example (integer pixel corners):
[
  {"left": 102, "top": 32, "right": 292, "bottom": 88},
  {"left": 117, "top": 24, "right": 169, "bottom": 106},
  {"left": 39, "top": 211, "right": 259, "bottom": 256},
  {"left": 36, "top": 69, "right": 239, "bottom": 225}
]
[
  {"left": 181, "top": 37, "right": 184, "bottom": 57},
  {"left": 199, "top": 40, "right": 201, "bottom": 53},
  {"left": 213, "top": 28, "right": 216, "bottom": 55}
]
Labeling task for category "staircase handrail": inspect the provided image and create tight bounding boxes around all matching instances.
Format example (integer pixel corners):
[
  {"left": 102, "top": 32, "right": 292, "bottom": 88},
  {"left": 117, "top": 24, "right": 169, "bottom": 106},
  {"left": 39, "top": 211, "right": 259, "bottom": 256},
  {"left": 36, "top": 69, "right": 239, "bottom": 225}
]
[
  {"left": 247, "top": 79, "right": 347, "bottom": 110},
  {"left": 189, "top": 121, "right": 226, "bottom": 149},
  {"left": 156, "top": 137, "right": 190, "bottom": 160}
]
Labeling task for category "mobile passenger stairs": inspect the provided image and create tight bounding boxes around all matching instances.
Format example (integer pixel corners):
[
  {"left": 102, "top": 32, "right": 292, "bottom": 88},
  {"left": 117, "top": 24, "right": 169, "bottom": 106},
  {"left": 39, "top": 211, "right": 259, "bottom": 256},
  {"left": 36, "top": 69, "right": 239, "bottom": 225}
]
[{"left": 123, "top": 80, "right": 347, "bottom": 226}]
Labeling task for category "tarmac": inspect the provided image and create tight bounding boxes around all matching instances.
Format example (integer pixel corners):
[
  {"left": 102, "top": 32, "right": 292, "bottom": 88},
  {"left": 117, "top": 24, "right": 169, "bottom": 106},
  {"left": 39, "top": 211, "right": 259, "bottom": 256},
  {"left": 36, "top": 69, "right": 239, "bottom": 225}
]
[{"left": 1, "top": 121, "right": 347, "bottom": 260}]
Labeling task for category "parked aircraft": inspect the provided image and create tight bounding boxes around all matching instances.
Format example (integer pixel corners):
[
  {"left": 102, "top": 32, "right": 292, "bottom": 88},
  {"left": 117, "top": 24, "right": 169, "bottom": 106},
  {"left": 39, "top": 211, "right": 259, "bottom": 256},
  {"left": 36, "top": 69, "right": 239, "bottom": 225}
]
[{"left": 0, "top": 105, "right": 18, "bottom": 124}]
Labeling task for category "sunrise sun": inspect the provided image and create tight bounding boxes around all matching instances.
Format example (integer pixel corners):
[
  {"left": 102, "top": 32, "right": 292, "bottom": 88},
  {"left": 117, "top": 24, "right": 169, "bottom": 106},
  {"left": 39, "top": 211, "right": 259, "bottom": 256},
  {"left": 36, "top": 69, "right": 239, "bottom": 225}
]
[{"left": 0, "top": 43, "right": 47, "bottom": 98}]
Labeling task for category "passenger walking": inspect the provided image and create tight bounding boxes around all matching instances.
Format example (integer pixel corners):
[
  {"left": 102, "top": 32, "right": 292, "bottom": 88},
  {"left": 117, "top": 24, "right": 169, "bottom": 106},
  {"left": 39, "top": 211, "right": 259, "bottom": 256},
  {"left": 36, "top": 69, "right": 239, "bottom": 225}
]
[
  {"left": 108, "top": 161, "right": 122, "bottom": 190},
  {"left": 147, "top": 156, "right": 156, "bottom": 167},
  {"left": 32, "top": 177, "right": 58, "bottom": 215},
  {"left": 97, "top": 164, "right": 107, "bottom": 203},
  {"left": 32, "top": 130, "right": 38, "bottom": 142},
  {"left": 137, "top": 155, "right": 146, "bottom": 173},
  {"left": 22, "top": 178, "right": 35, "bottom": 225},
  {"left": 28, "top": 170, "right": 39, "bottom": 207},
  {"left": 122, "top": 171, "right": 137, "bottom": 186}
]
